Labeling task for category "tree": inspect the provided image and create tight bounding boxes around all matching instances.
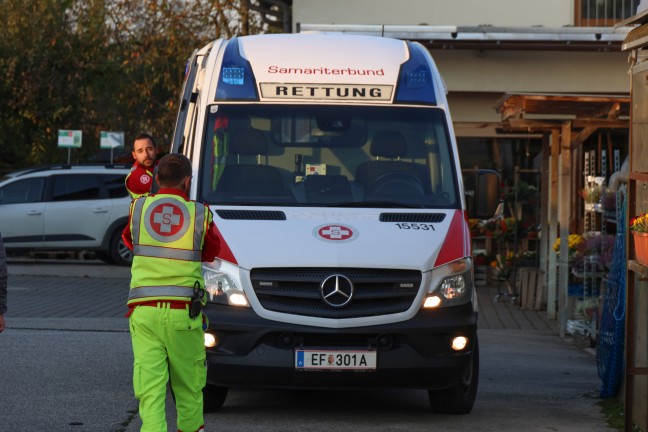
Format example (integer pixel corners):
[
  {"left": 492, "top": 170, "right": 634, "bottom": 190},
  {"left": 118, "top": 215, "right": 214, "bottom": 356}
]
[{"left": 0, "top": 0, "right": 267, "bottom": 170}]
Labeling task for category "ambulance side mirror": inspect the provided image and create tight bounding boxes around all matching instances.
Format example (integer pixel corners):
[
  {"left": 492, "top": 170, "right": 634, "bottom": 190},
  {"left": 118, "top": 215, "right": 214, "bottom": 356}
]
[{"left": 465, "top": 169, "right": 500, "bottom": 219}]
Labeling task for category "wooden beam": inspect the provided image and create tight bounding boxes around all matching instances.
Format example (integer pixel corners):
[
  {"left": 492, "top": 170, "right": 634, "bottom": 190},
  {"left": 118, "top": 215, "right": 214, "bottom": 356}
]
[
  {"left": 570, "top": 125, "right": 598, "bottom": 150},
  {"left": 607, "top": 102, "right": 621, "bottom": 120},
  {"left": 547, "top": 128, "right": 560, "bottom": 320},
  {"left": 506, "top": 118, "right": 628, "bottom": 131},
  {"left": 558, "top": 121, "right": 572, "bottom": 338},
  {"left": 506, "top": 119, "right": 562, "bottom": 131},
  {"left": 501, "top": 102, "right": 525, "bottom": 121},
  {"left": 572, "top": 118, "right": 628, "bottom": 128},
  {"left": 539, "top": 132, "right": 550, "bottom": 315}
]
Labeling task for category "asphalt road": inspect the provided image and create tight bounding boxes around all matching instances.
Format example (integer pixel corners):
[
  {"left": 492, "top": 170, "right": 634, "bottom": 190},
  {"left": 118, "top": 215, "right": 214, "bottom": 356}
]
[{"left": 0, "top": 258, "right": 615, "bottom": 432}]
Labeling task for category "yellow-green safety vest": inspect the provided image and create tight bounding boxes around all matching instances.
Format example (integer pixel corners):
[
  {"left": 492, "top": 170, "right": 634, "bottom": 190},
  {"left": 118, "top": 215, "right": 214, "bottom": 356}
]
[{"left": 127, "top": 194, "right": 210, "bottom": 306}]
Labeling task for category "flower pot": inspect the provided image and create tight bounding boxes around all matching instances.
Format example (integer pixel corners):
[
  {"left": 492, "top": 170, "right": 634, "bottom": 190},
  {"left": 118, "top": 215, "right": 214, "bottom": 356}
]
[{"left": 633, "top": 231, "right": 648, "bottom": 266}]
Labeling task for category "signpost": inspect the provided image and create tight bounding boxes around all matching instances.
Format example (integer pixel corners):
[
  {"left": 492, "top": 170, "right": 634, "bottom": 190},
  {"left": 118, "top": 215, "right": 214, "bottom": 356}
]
[
  {"left": 100, "top": 131, "right": 125, "bottom": 163},
  {"left": 58, "top": 130, "right": 82, "bottom": 164}
]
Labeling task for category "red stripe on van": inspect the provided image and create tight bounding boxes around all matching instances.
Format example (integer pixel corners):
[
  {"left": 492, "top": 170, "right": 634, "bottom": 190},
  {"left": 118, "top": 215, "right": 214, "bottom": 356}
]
[
  {"left": 213, "top": 224, "right": 238, "bottom": 265},
  {"left": 433, "top": 210, "right": 468, "bottom": 267}
]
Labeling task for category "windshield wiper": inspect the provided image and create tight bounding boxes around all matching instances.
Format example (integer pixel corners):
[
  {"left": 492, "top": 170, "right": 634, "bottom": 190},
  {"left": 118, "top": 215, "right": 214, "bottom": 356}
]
[{"left": 208, "top": 201, "right": 286, "bottom": 207}]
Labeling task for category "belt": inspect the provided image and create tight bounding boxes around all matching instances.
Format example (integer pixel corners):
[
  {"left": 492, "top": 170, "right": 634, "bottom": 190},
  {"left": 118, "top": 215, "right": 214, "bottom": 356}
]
[{"left": 126, "top": 301, "right": 190, "bottom": 317}]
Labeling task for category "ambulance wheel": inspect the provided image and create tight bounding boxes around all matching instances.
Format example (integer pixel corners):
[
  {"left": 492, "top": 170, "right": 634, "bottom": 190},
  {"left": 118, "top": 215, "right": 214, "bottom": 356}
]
[
  {"left": 428, "top": 339, "right": 479, "bottom": 414},
  {"left": 107, "top": 225, "right": 132, "bottom": 266},
  {"left": 203, "top": 384, "right": 228, "bottom": 413}
]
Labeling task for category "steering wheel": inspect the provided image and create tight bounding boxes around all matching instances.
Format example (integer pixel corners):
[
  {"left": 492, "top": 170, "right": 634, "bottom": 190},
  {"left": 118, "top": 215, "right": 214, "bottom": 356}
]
[{"left": 369, "top": 172, "right": 425, "bottom": 195}]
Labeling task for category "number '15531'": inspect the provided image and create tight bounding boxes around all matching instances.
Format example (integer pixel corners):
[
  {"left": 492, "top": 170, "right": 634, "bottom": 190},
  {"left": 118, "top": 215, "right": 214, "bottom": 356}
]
[{"left": 395, "top": 223, "right": 435, "bottom": 231}]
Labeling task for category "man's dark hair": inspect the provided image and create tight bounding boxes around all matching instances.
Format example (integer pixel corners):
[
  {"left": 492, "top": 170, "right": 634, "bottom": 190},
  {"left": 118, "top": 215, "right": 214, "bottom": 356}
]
[
  {"left": 132, "top": 133, "right": 157, "bottom": 151},
  {"left": 156, "top": 154, "right": 192, "bottom": 187}
]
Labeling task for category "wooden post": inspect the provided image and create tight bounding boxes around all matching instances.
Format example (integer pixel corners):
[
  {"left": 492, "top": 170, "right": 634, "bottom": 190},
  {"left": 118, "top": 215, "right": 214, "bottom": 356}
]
[
  {"left": 539, "top": 132, "right": 550, "bottom": 312},
  {"left": 559, "top": 121, "right": 572, "bottom": 338},
  {"left": 547, "top": 128, "right": 560, "bottom": 320}
]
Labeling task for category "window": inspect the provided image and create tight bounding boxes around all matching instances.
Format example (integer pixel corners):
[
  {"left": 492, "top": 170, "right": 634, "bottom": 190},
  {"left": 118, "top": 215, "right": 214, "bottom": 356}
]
[
  {"left": 575, "top": 0, "right": 640, "bottom": 26},
  {"left": 200, "top": 104, "right": 460, "bottom": 209},
  {"left": 103, "top": 174, "right": 129, "bottom": 198},
  {"left": 51, "top": 175, "right": 102, "bottom": 201},
  {"left": 0, "top": 178, "right": 45, "bottom": 204}
]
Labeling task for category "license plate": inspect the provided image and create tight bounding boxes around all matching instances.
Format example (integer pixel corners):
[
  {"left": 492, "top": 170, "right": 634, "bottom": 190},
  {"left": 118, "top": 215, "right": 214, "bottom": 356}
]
[{"left": 295, "top": 349, "right": 377, "bottom": 371}]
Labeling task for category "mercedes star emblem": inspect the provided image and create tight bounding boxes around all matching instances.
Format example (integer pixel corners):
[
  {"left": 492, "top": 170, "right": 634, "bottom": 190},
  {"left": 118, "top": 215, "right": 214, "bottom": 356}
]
[{"left": 320, "top": 274, "right": 354, "bottom": 308}]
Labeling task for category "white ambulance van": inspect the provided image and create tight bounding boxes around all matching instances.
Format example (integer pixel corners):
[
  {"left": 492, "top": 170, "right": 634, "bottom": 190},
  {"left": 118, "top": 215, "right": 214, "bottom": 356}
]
[{"left": 171, "top": 33, "right": 500, "bottom": 414}]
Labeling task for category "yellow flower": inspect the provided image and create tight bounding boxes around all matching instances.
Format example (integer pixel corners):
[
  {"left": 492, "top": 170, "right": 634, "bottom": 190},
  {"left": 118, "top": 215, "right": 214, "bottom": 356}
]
[
  {"left": 631, "top": 214, "right": 648, "bottom": 233},
  {"left": 553, "top": 234, "right": 583, "bottom": 253}
]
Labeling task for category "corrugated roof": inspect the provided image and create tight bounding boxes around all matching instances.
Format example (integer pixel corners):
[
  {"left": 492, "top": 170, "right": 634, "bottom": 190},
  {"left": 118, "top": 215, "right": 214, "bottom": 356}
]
[{"left": 299, "top": 24, "right": 631, "bottom": 51}]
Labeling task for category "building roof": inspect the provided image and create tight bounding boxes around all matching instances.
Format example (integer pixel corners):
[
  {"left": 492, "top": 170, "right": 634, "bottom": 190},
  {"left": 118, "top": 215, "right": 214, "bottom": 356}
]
[
  {"left": 495, "top": 93, "right": 629, "bottom": 142},
  {"left": 299, "top": 24, "right": 632, "bottom": 51}
]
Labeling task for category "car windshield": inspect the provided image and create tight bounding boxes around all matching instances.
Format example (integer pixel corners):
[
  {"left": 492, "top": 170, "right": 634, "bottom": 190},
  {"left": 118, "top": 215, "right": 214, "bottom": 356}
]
[{"left": 199, "top": 104, "right": 459, "bottom": 209}]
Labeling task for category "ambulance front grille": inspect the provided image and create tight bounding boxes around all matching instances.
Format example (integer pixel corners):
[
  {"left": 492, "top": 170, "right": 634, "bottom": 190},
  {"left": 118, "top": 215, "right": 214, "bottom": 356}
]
[
  {"left": 379, "top": 213, "right": 446, "bottom": 223},
  {"left": 250, "top": 268, "right": 421, "bottom": 318}
]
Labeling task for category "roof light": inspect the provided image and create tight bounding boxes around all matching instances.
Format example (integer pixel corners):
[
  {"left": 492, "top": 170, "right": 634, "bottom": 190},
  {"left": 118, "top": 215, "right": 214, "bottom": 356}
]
[
  {"left": 394, "top": 42, "right": 436, "bottom": 104},
  {"left": 215, "top": 38, "right": 259, "bottom": 101}
]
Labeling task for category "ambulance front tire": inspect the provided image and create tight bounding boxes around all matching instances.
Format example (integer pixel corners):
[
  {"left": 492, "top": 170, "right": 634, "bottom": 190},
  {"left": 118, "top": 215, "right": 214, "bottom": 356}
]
[
  {"left": 203, "top": 384, "right": 228, "bottom": 413},
  {"left": 427, "top": 339, "right": 479, "bottom": 414}
]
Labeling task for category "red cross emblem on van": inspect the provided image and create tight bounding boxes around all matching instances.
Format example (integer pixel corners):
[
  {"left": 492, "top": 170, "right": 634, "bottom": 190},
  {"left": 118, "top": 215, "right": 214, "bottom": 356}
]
[{"left": 314, "top": 224, "right": 358, "bottom": 242}]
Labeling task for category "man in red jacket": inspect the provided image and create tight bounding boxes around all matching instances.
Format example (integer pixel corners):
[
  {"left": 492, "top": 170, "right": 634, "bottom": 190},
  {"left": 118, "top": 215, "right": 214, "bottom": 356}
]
[{"left": 125, "top": 133, "right": 158, "bottom": 200}]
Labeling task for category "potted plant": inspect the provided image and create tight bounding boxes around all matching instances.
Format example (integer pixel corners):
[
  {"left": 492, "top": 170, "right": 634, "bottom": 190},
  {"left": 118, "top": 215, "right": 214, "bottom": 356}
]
[
  {"left": 630, "top": 213, "right": 648, "bottom": 266},
  {"left": 468, "top": 218, "right": 482, "bottom": 238}
]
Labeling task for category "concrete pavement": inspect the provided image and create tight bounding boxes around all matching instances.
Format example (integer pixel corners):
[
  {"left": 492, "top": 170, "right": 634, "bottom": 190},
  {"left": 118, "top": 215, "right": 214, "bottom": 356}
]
[{"left": 1, "top": 257, "right": 608, "bottom": 432}]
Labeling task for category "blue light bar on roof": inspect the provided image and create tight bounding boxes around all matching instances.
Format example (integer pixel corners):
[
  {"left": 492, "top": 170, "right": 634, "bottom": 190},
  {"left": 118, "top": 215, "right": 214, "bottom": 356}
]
[
  {"left": 215, "top": 38, "right": 259, "bottom": 101},
  {"left": 394, "top": 42, "right": 436, "bottom": 105}
]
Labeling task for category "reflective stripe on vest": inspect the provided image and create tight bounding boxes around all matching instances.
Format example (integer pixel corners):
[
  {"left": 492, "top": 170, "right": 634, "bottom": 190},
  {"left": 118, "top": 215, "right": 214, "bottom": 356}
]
[
  {"left": 133, "top": 245, "right": 201, "bottom": 261},
  {"left": 128, "top": 286, "right": 196, "bottom": 301}
]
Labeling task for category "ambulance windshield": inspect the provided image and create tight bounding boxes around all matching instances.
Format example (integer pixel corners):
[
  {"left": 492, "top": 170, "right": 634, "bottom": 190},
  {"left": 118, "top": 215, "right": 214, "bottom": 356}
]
[{"left": 199, "top": 104, "right": 459, "bottom": 209}]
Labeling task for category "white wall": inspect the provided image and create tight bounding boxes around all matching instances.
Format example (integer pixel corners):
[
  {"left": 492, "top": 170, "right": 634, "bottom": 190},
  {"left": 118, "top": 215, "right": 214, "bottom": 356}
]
[
  {"left": 434, "top": 50, "right": 629, "bottom": 94},
  {"left": 294, "top": 0, "right": 574, "bottom": 29},
  {"left": 440, "top": 49, "right": 630, "bottom": 123}
]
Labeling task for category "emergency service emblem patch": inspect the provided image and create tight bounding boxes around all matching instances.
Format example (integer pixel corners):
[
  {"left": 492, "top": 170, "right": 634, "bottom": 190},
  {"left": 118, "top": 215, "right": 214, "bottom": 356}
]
[
  {"left": 313, "top": 224, "right": 358, "bottom": 243},
  {"left": 140, "top": 174, "right": 151, "bottom": 184},
  {"left": 143, "top": 198, "right": 191, "bottom": 243}
]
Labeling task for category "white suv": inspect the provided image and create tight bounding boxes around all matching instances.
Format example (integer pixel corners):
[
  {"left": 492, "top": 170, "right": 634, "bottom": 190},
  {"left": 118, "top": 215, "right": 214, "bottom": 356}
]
[{"left": 0, "top": 164, "right": 133, "bottom": 265}]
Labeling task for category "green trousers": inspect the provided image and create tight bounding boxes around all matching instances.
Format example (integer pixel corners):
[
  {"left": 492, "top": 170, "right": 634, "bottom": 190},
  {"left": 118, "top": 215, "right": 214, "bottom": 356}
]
[{"left": 129, "top": 303, "right": 206, "bottom": 432}]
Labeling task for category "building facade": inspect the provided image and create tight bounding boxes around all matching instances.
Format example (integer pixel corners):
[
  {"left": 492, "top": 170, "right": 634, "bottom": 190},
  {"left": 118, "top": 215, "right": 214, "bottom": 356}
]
[{"left": 289, "top": 0, "right": 634, "bottom": 332}]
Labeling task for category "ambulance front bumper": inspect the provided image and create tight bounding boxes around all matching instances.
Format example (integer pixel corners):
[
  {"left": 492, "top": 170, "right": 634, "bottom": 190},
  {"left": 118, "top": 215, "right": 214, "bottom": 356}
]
[{"left": 203, "top": 303, "right": 477, "bottom": 390}]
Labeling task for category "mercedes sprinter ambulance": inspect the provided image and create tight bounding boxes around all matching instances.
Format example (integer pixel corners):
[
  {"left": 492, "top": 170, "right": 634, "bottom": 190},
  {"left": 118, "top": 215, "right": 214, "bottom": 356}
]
[{"left": 171, "top": 33, "right": 499, "bottom": 414}]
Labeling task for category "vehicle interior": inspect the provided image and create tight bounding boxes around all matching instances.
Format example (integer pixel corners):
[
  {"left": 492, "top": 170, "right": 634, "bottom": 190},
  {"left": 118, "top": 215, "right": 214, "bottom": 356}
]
[{"left": 200, "top": 104, "right": 459, "bottom": 209}]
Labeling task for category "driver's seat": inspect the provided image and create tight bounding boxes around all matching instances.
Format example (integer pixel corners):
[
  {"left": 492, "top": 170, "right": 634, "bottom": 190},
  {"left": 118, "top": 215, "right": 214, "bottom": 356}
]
[{"left": 355, "top": 130, "right": 426, "bottom": 194}]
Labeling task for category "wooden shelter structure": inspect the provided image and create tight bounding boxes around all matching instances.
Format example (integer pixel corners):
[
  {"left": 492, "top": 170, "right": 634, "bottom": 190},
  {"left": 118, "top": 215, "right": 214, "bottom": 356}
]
[
  {"left": 617, "top": 8, "right": 648, "bottom": 430},
  {"left": 495, "top": 93, "right": 629, "bottom": 335}
]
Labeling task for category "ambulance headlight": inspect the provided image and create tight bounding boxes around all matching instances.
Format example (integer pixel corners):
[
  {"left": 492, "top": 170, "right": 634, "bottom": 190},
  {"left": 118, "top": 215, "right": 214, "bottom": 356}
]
[
  {"left": 203, "top": 260, "right": 249, "bottom": 307},
  {"left": 440, "top": 275, "right": 466, "bottom": 299},
  {"left": 422, "top": 258, "right": 473, "bottom": 309}
]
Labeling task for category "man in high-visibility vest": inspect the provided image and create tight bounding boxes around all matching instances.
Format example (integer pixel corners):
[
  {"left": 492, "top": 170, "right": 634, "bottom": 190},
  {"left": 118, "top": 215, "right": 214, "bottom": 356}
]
[
  {"left": 122, "top": 153, "right": 220, "bottom": 432},
  {"left": 125, "top": 133, "right": 159, "bottom": 200}
]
